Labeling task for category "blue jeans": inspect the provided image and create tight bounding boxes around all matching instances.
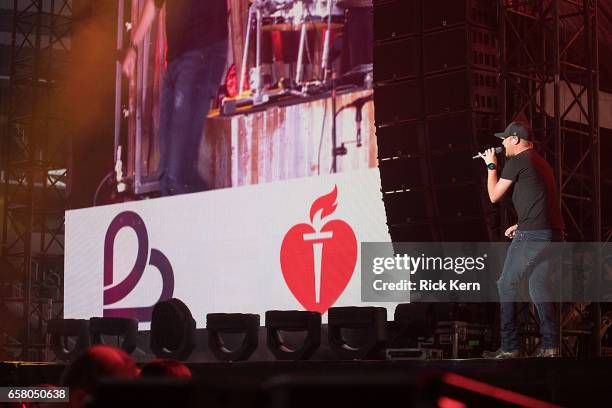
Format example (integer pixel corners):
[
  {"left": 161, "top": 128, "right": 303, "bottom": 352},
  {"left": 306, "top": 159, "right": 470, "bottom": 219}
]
[
  {"left": 497, "top": 229, "right": 563, "bottom": 351},
  {"left": 158, "top": 40, "right": 227, "bottom": 196}
]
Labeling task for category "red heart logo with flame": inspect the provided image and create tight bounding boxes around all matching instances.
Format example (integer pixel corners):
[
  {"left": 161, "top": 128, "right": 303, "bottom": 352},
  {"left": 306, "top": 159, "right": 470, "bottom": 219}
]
[{"left": 280, "top": 186, "right": 358, "bottom": 314}]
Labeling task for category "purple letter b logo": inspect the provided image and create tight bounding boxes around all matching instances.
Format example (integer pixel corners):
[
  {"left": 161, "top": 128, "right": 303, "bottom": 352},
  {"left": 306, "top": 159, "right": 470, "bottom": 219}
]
[{"left": 103, "top": 211, "right": 174, "bottom": 322}]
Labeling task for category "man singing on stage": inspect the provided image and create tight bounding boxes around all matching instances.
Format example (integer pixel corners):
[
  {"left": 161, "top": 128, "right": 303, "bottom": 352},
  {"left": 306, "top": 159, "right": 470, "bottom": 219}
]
[
  {"left": 479, "top": 121, "right": 565, "bottom": 358},
  {"left": 122, "top": 0, "right": 228, "bottom": 196}
]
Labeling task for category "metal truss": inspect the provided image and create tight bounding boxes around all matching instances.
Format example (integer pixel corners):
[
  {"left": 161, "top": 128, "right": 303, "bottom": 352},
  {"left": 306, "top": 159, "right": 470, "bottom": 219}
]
[
  {"left": 500, "top": 0, "right": 602, "bottom": 356},
  {"left": 1, "top": 0, "right": 71, "bottom": 361},
  {"left": 500, "top": 0, "right": 601, "bottom": 241}
]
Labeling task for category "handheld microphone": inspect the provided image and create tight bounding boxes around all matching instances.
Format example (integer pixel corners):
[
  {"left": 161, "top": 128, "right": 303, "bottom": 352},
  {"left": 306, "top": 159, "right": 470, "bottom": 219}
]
[{"left": 472, "top": 146, "right": 503, "bottom": 159}]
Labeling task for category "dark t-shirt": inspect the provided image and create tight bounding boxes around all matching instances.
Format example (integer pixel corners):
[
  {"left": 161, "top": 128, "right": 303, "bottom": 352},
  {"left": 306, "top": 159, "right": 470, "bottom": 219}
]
[
  {"left": 155, "top": 0, "right": 228, "bottom": 61},
  {"left": 500, "top": 149, "right": 565, "bottom": 231}
]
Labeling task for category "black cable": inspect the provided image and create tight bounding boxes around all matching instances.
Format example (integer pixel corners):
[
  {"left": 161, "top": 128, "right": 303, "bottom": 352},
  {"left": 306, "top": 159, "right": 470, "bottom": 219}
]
[{"left": 93, "top": 171, "right": 115, "bottom": 207}]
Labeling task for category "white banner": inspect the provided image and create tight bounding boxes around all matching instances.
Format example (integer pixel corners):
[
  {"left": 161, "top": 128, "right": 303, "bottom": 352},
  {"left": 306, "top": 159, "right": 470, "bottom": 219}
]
[{"left": 65, "top": 169, "right": 393, "bottom": 329}]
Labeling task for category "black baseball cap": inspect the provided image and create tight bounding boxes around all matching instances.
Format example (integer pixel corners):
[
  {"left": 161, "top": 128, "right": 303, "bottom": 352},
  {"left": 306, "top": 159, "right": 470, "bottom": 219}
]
[{"left": 494, "top": 121, "right": 532, "bottom": 141}]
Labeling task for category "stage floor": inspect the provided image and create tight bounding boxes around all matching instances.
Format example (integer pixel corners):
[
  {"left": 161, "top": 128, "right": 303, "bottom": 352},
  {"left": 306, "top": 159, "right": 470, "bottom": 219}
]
[{"left": 1, "top": 358, "right": 611, "bottom": 406}]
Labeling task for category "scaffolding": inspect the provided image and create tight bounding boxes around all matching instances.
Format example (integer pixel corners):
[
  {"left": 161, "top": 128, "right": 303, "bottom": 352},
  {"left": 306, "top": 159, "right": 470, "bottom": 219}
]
[
  {"left": 1, "top": 0, "right": 71, "bottom": 360},
  {"left": 500, "top": 0, "right": 600, "bottom": 241},
  {"left": 500, "top": 0, "right": 601, "bottom": 356}
]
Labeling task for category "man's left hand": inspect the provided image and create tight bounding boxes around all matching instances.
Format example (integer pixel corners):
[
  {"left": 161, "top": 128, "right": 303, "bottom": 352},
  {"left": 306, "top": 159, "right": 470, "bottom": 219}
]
[{"left": 479, "top": 148, "right": 498, "bottom": 166}]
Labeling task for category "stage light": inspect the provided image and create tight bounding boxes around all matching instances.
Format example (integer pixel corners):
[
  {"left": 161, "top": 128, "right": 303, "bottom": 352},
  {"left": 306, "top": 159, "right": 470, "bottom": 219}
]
[
  {"left": 206, "top": 313, "right": 259, "bottom": 362},
  {"left": 90, "top": 317, "right": 138, "bottom": 354},
  {"left": 265, "top": 310, "right": 321, "bottom": 360},
  {"left": 328, "top": 306, "right": 387, "bottom": 360},
  {"left": 389, "top": 303, "right": 436, "bottom": 347},
  {"left": 150, "top": 298, "right": 196, "bottom": 360},
  {"left": 47, "top": 319, "right": 91, "bottom": 361}
]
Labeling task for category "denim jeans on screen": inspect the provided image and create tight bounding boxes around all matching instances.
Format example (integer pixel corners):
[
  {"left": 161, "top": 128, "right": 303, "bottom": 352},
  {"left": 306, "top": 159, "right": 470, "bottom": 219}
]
[
  {"left": 158, "top": 39, "right": 227, "bottom": 196},
  {"left": 497, "top": 229, "right": 563, "bottom": 351}
]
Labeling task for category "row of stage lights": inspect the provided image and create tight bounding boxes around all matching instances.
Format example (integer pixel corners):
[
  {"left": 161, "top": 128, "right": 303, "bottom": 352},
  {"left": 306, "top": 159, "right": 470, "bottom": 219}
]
[{"left": 47, "top": 299, "right": 421, "bottom": 362}]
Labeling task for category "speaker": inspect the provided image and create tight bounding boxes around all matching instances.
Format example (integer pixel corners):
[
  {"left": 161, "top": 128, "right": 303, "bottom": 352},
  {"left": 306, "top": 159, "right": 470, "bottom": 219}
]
[
  {"left": 376, "top": 121, "right": 425, "bottom": 159},
  {"left": 423, "top": 0, "right": 496, "bottom": 32},
  {"left": 388, "top": 223, "right": 436, "bottom": 242},
  {"left": 439, "top": 218, "right": 490, "bottom": 241},
  {"left": 425, "top": 70, "right": 467, "bottom": 116},
  {"left": 423, "top": 25, "right": 497, "bottom": 74},
  {"left": 382, "top": 190, "right": 430, "bottom": 224},
  {"left": 346, "top": 6, "right": 374, "bottom": 68},
  {"left": 426, "top": 112, "right": 474, "bottom": 151},
  {"left": 424, "top": 69, "right": 498, "bottom": 116},
  {"left": 383, "top": 185, "right": 487, "bottom": 224},
  {"left": 379, "top": 156, "right": 426, "bottom": 191},
  {"left": 425, "top": 111, "right": 499, "bottom": 151},
  {"left": 374, "top": 79, "right": 423, "bottom": 124},
  {"left": 374, "top": 0, "right": 501, "bottom": 244},
  {"left": 374, "top": 0, "right": 422, "bottom": 41},
  {"left": 429, "top": 151, "right": 481, "bottom": 186},
  {"left": 434, "top": 184, "right": 485, "bottom": 219},
  {"left": 374, "top": 36, "right": 421, "bottom": 82}
]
